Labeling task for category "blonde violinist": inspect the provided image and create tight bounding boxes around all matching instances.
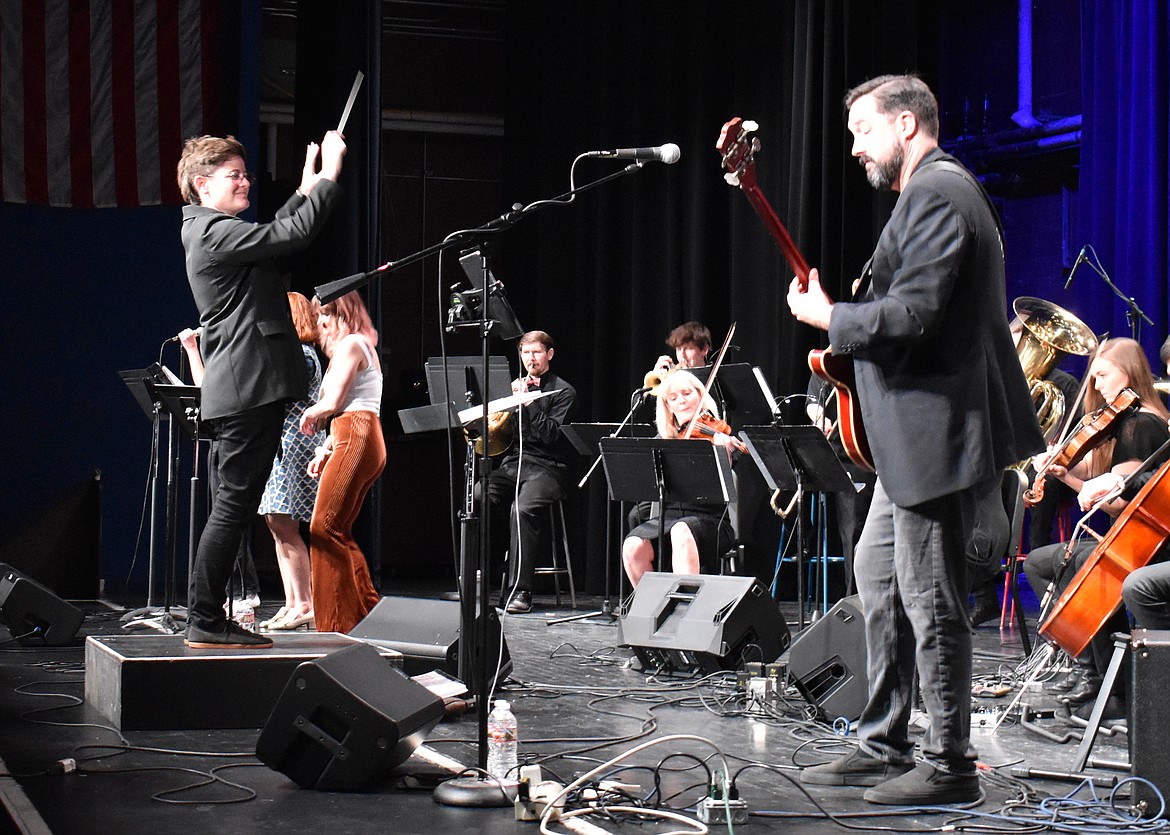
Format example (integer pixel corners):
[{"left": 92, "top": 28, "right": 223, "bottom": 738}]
[{"left": 621, "top": 370, "right": 743, "bottom": 587}]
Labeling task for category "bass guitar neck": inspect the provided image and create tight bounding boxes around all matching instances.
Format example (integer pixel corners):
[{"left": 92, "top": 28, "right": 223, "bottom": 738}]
[{"left": 717, "top": 116, "right": 874, "bottom": 472}]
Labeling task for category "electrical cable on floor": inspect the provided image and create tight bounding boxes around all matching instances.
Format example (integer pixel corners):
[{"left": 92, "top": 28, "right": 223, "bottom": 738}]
[{"left": 535, "top": 733, "right": 730, "bottom": 835}]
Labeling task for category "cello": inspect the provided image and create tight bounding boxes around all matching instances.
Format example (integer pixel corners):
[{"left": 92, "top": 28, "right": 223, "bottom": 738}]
[{"left": 1039, "top": 449, "right": 1170, "bottom": 657}]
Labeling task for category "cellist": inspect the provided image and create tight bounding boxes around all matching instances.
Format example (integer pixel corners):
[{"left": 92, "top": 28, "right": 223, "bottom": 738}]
[
  {"left": 1025, "top": 337, "right": 1170, "bottom": 721},
  {"left": 1077, "top": 335, "right": 1170, "bottom": 638}
]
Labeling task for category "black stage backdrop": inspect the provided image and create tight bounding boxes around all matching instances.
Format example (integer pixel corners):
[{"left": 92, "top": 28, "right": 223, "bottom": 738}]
[{"left": 488, "top": 1, "right": 940, "bottom": 590}]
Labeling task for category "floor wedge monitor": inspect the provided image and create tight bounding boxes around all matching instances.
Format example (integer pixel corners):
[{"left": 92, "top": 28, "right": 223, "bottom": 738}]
[
  {"left": 0, "top": 563, "right": 84, "bottom": 646},
  {"left": 787, "top": 594, "right": 868, "bottom": 722},
  {"left": 618, "top": 573, "right": 789, "bottom": 674},
  {"left": 349, "top": 596, "right": 512, "bottom": 690},
  {"left": 256, "top": 642, "right": 445, "bottom": 791}
]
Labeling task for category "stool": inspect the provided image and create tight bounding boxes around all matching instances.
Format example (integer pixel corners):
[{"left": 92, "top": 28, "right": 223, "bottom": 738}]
[{"left": 534, "top": 501, "right": 577, "bottom": 609}]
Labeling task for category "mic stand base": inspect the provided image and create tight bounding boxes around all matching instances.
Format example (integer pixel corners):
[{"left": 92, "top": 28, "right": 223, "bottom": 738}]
[
  {"left": 433, "top": 774, "right": 517, "bottom": 807},
  {"left": 121, "top": 608, "right": 185, "bottom": 635},
  {"left": 547, "top": 596, "right": 618, "bottom": 626},
  {"left": 120, "top": 604, "right": 188, "bottom": 622}
]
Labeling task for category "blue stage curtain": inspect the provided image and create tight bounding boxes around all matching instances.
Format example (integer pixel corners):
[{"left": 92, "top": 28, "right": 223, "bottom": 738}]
[{"left": 1079, "top": 0, "right": 1170, "bottom": 358}]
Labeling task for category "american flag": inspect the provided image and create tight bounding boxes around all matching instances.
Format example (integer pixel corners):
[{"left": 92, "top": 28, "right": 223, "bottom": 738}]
[{"left": 0, "top": 0, "right": 235, "bottom": 208}]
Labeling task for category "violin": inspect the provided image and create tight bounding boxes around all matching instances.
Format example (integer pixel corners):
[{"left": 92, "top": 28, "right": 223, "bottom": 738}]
[
  {"left": 1024, "top": 387, "right": 1140, "bottom": 506},
  {"left": 682, "top": 413, "right": 748, "bottom": 453}
]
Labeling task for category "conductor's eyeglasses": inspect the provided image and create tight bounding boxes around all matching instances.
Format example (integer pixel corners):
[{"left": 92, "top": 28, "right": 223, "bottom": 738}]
[{"left": 214, "top": 170, "right": 255, "bottom": 184}]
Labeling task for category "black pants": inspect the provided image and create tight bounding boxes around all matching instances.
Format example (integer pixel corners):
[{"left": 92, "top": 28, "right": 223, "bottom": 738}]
[
  {"left": 188, "top": 402, "right": 283, "bottom": 629},
  {"left": 1026, "top": 539, "right": 1130, "bottom": 690},
  {"left": 478, "top": 458, "right": 566, "bottom": 594}
]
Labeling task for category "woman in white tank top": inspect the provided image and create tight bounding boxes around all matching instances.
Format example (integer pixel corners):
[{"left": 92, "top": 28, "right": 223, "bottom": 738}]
[{"left": 299, "top": 291, "right": 385, "bottom": 633}]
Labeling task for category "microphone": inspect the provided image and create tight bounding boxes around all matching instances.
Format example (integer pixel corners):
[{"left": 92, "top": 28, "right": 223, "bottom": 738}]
[
  {"left": 167, "top": 327, "right": 202, "bottom": 343},
  {"left": 1064, "top": 245, "right": 1089, "bottom": 290},
  {"left": 587, "top": 143, "right": 681, "bottom": 164}
]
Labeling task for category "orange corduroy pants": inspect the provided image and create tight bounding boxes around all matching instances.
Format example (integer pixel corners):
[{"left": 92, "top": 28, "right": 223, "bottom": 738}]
[{"left": 310, "top": 410, "right": 385, "bottom": 633}]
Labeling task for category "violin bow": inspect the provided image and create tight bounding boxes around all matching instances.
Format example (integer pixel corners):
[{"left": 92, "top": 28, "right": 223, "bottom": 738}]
[
  {"left": 683, "top": 322, "right": 737, "bottom": 440},
  {"left": 1037, "top": 335, "right": 1106, "bottom": 472}
]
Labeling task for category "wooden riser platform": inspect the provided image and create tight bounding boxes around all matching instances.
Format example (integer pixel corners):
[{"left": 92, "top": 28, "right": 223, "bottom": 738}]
[{"left": 84, "top": 632, "right": 401, "bottom": 731}]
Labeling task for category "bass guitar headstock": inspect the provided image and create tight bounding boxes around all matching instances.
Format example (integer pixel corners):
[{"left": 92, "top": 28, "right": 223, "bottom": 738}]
[{"left": 716, "top": 117, "right": 761, "bottom": 188}]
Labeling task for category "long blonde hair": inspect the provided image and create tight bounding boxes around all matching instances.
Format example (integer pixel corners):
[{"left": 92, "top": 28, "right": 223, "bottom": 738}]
[
  {"left": 1084, "top": 338, "right": 1169, "bottom": 419},
  {"left": 1084, "top": 338, "right": 1170, "bottom": 477},
  {"left": 655, "top": 370, "right": 721, "bottom": 438}
]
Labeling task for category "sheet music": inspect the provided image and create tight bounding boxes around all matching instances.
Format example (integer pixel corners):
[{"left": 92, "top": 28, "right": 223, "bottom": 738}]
[
  {"left": 158, "top": 365, "right": 183, "bottom": 385},
  {"left": 456, "top": 389, "right": 549, "bottom": 425}
]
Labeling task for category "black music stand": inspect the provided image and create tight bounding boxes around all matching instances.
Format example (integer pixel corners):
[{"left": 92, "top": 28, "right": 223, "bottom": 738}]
[
  {"left": 599, "top": 437, "right": 735, "bottom": 582},
  {"left": 457, "top": 251, "right": 524, "bottom": 341},
  {"left": 739, "top": 425, "right": 854, "bottom": 631},
  {"left": 424, "top": 355, "right": 513, "bottom": 414},
  {"left": 549, "top": 424, "right": 657, "bottom": 626},
  {"left": 689, "top": 362, "right": 780, "bottom": 428},
  {"left": 431, "top": 273, "right": 526, "bottom": 807},
  {"left": 118, "top": 369, "right": 201, "bottom": 634}
]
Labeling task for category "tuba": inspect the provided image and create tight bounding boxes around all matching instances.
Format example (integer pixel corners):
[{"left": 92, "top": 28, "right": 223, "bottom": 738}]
[{"left": 1012, "top": 297, "right": 1098, "bottom": 442}]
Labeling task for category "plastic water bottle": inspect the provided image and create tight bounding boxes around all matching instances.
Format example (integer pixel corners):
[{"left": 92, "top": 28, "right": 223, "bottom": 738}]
[
  {"left": 231, "top": 602, "right": 255, "bottom": 632},
  {"left": 486, "top": 699, "right": 519, "bottom": 781}
]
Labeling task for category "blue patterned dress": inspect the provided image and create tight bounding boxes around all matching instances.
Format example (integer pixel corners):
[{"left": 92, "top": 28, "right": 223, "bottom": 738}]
[{"left": 258, "top": 345, "right": 323, "bottom": 522}]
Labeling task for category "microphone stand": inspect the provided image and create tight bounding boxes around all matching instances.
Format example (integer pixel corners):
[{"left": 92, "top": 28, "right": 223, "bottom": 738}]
[
  {"left": 341, "top": 160, "right": 656, "bottom": 808},
  {"left": 548, "top": 387, "right": 648, "bottom": 627},
  {"left": 1070, "top": 245, "right": 1154, "bottom": 341},
  {"left": 313, "top": 161, "right": 652, "bottom": 303}
]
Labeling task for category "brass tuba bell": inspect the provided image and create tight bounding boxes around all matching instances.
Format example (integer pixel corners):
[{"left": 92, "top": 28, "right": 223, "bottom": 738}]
[{"left": 1012, "top": 297, "right": 1098, "bottom": 441}]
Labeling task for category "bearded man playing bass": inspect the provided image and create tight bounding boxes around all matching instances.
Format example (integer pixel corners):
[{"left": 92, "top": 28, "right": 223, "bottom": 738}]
[{"left": 787, "top": 74, "right": 1043, "bottom": 805}]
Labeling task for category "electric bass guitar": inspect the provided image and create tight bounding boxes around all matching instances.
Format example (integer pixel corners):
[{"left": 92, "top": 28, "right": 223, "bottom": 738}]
[{"left": 716, "top": 116, "right": 874, "bottom": 472}]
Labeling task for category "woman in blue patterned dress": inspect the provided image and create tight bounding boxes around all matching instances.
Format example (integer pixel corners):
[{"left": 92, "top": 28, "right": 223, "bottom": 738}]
[{"left": 257, "top": 292, "right": 323, "bottom": 630}]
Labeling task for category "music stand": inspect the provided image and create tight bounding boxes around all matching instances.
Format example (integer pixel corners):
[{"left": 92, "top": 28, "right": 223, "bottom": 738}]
[
  {"left": 457, "top": 250, "right": 524, "bottom": 341},
  {"left": 118, "top": 368, "right": 201, "bottom": 633},
  {"left": 690, "top": 363, "right": 780, "bottom": 428},
  {"left": 739, "top": 425, "right": 854, "bottom": 630},
  {"left": 549, "top": 424, "right": 656, "bottom": 627},
  {"left": 424, "top": 356, "right": 513, "bottom": 413},
  {"left": 599, "top": 438, "right": 735, "bottom": 584},
  {"left": 432, "top": 267, "right": 526, "bottom": 808}
]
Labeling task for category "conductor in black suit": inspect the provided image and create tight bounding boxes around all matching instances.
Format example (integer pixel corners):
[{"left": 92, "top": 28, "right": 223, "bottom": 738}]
[
  {"left": 176, "top": 131, "right": 345, "bottom": 647},
  {"left": 789, "top": 75, "right": 1043, "bottom": 805}
]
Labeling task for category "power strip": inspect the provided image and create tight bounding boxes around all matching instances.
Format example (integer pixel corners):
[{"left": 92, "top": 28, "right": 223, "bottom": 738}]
[{"left": 696, "top": 797, "right": 749, "bottom": 824}]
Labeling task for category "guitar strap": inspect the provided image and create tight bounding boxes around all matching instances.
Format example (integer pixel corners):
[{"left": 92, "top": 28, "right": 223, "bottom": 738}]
[{"left": 926, "top": 157, "right": 1006, "bottom": 256}]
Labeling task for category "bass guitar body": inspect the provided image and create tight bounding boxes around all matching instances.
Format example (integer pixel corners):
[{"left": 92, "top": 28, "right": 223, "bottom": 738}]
[
  {"left": 717, "top": 116, "right": 875, "bottom": 473},
  {"left": 808, "top": 347, "right": 874, "bottom": 472}
]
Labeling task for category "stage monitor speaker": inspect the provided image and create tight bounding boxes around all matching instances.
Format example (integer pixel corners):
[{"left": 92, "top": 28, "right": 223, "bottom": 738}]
[
  {"left": 348, "top": 596, "right": 511, "bottom": 689},
  {"left": 0, "top": 563, "right": 84, "bottom": 646},
  {"left": 787, "top": 594, "right": 868, "bottom": 722},
  {"left": 256, "top": 641, "right": 446, "bottom": 791},
  {"left": 1131, "top": 629, "right": 1170, "bottom": 817},
  {"left": 618, "top": 573, "right": 790, "bottom": 674}
]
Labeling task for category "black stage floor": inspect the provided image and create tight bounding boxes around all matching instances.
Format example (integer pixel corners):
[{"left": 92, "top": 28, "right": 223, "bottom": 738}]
[{"left": 0, "top": 589, "right": 1157, "bottom": 835}]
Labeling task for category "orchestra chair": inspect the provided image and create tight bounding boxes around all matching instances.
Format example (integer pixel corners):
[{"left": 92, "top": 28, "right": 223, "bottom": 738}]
[{"left": 999, "top": 468, "right": 1033, "bottom": 656}]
